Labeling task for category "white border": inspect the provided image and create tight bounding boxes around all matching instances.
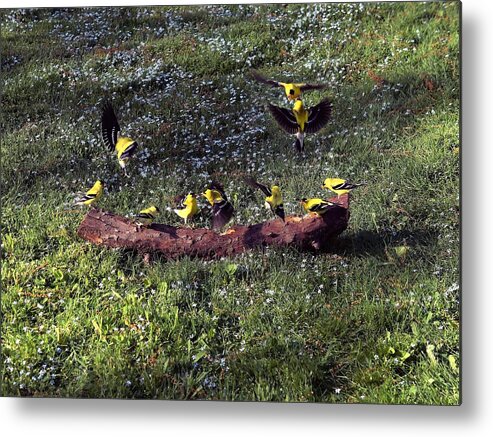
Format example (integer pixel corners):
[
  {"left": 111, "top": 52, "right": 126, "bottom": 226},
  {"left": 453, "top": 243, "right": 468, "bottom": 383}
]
[{"left": 2, "top": 0, "right": 492, "bottom": 436}]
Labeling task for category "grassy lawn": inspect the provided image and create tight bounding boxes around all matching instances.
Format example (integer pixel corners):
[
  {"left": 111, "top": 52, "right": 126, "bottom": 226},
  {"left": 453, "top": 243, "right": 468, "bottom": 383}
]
[{"left": 1, "top": 2, "right": 460, "bottom": 404}]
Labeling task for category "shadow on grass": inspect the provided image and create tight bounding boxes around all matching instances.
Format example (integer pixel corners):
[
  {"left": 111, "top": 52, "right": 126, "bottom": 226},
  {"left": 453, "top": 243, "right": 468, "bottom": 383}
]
[{"left": 329, "top": 228, "right": 439, "bottom": 259}]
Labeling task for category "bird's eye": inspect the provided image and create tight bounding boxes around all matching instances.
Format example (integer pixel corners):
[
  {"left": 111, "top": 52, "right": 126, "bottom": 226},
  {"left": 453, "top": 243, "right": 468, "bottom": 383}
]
[{"left": 289, "top": 89, "right": 295, "bottom": 95}]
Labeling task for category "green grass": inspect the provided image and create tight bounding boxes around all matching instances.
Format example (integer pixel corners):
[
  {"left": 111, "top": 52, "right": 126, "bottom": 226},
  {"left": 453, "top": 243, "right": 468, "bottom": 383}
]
[{"left": 1, "top": 2, "right": 460, "bottom": 404}]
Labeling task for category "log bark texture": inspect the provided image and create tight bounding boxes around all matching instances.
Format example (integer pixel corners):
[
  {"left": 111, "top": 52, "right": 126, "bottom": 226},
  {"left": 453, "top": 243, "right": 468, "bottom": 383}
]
[{"left": 77, "top": 194, "right": 349, "bottom": 259}]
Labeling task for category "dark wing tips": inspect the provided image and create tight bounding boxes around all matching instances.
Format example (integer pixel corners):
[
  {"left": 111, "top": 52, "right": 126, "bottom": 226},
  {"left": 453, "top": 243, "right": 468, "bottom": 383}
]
[
  {"left": 243, "top": 176, "right": 258, "bottom": 190},
  {"left": 243, "top": 176, "right": 271, "bottom": 197},
  {"left": 300, "top": 83, "right": 328, "bottom": 92},
  {"left": 305, "top": 98, "right": 332, "bottom": 134},
  {"left": 250, "top": 69, "right": 279, "bottom": 87},
  {"left": 267, "top": 103, "right": 298, "bottom": 134},
  {"left": 101, "top": 100, "right": 114, "bottom": 115},
  {"left": 101, "top": 100, "right": 120, "bottom": 150},
  {"left": 336, "top": 181, "right": 365, "bottom": 190},
  {"left": 101, "top": 101, "right": 118, "bottom": 125}
]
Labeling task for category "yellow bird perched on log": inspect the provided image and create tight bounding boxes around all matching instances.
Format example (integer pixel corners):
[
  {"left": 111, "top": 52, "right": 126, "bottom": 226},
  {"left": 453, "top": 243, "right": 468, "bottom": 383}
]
[
  {"left": 135, "top": 205, "right": 160, "bottom": 229},
  {"left": 300, "top": 198, "right": 336, "bottom": 216},
  {"left": 173, "top": 192, "right": 199, "bottom": 225},
  {"left": 203, "top": 181, "right": 235, "bottom": 230},
  {"left": 323, "top": 178, "right": 365, "bottom": 197},
  {"left": 267, "top": 98, "right": 332, "bottom": 153},
  {"left": 251, "top": 69, "right": 327, "bottom": 101},
  {"left": 244, "top": 177, "right": 285, "bottom": 221},
  {"left": 74, "top": 180, "right": 104, "bottom": 207},
  {"left": 101, "top": 101, "right": 138, "bottom": 176}
]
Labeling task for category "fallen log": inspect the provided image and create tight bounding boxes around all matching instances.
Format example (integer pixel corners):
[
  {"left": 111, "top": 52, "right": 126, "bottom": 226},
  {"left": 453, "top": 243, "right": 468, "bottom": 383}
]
[{"left": 77, "top": 194, "right": 350, "bottom": 259}]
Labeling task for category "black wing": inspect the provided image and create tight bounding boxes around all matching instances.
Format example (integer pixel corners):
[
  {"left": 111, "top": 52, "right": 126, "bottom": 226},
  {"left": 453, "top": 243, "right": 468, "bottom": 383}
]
[
  {"left": 136, "top": 212, "right": 154, "bottom": 220},
  {"left": 76, "top": 193, "right": 96, "bottom": 203},
  {"left": 101, "top": 101, "right": 120, "bottom": 151},
  {"left": 212, "top": 200, "right": 234, "bottom": 230},
  {"left": 305, "top": 99, "right": 332, "bottom": 134},
  {"left": 310, "top": 200, "right": 335, "bottom": 213},
  {"left": 332, "top": 181, "right": 362, "bottom": 190},
  {"left": 119, "top": 141, "right": 138, "bottom": 160},
  {"left": 300, "top": 83, "right": 328, "bottom": 92},
  {"left": 250, "top": 69, "right": 281, "bottom": 88},
  {"left": 273, "top": 204, "right": 285, "bottom": 221},
  {"left": 267, "top": 103, "right": 299, "bottom": 134},
  {"left": 244, "top": 177, "right": 272, "bottom": 197}
]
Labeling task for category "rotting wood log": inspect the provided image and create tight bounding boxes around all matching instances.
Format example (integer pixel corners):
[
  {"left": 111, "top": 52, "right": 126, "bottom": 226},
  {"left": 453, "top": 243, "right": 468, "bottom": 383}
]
[{"left": 77, "top": 194, "right": 350, "bottom": 259}]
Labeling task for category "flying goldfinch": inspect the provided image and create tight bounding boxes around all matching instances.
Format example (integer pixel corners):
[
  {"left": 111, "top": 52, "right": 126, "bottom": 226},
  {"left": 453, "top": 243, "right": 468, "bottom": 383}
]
[
  {"left": 74, "top": 180, "right": 104, "bottom": 206},
  {"left": 251, "top": 69, "right": 327, "bottom": 101},
  {"left": 203, "top": 181, "right": 235, "bottom": 230},
  {"left": 267, "top": 98, "right": 332, "bottom": 153},
  {"left": 101, "top": 101, "right": 138, "bottom": 176},
  {"left": 135, "top": 205, "right": 160, "bottom": 229},
  {"left": 173, "top": 192, "right": 199, "bottom": 225},
  {"left": 300, "top": 198, "right": 336, "bottom": 216},
  {"left": 245, "top": 177, "right": 285, "bottom": 221},
  {"left": 323, "top": 178, "right": 365, "bottom": 196}
]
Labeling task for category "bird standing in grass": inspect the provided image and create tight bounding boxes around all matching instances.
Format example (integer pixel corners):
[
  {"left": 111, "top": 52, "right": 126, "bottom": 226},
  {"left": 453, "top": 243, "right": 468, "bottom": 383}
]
[
  {"left": 101, "top": 101, "right": 138, "bottom": 176},
  {"left": 203, "top": 181, "right": 235, "bottom": 230},
  {"left": 135, "top": 205, "right": 160, "bottom": 230},
  {"left": 300, "top": 198, "right": 336, "bottom": 216},
  {"left": 245, "top": 177, "right": 285, "bottom": 221},
  {"left": 322, "top": 178, "right": 365, "bottom": 197},
  {"left": 74, "top": 180, "right": 104, "bottom": 207},
  {"left": 267, "top": 98, "right": 332, "bottom": 153},
  {"left": 173, "top": 192, "right": 199, "bottom": 226},
  {"left": 251, "top": 69, "right": 327, "bottom": 101}
]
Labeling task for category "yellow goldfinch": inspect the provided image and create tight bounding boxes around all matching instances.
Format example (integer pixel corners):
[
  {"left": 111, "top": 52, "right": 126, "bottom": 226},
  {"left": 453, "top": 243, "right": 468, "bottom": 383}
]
[
  {"left": 203, "top": 181, "right": 235, "bottom": 230},
  {"left": 251, "top": 69, "right": 327, "bottom": 101},
  {"left": 173, "top": 192, "right": 199, "bottom": 225},
  {"left": 74, "top": 180, "right": 104, "bottom": 206},
  {"left": 268, "top": 98, "right": 332, "bottom": 152},
  {"left": 101, "top": 101, "right": 138, "bottom": 176},
  {"left": 135, "top": 205, "right": 160, "bottom": 229},
  {"left": 323, "top": 178, "right": 365, "bottom": 196},
  {"left": 300, "top": 198, "right": 336, "bottom": 216},
  {"left": 245, "top": 177, "right": 285, "bottom": 221}
]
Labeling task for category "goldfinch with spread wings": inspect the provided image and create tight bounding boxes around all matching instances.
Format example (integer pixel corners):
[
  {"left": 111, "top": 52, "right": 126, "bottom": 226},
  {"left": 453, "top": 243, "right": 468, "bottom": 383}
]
[
  {"left": 267, "top": 98, "right": 332, "bottom": 153},
  {"left": 173, "top": 192, "right": 199, "bottom": 225},
  {"left": 135, "top": 205, "right": 160, "bottom": 229},
  {"left": 300, "top": 198, "right": 336, "bottom": 216},
  {"left": 203, "top": 181, "right": 235, "bottom": 230},
  {"left": 323, "top": 178, "right": 365, "bottom": 197},
  {"left": 245, "top": 177, "right": 285, "bottom": 221},
  {"left": 74, "top": 180, "right": 104, "bottom": 207},
  {"left": 251, "top": 69, "right": 327, "bottom": 101},
  {"left": 101, "top": 101, "right": 138, "bottom": 176}
]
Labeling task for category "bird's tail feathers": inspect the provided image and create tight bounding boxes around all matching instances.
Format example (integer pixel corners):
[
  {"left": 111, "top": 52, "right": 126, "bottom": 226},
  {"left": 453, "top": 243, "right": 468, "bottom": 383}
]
[{"left": 294, "top": 132, "right": 304, "bottom": 153}]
